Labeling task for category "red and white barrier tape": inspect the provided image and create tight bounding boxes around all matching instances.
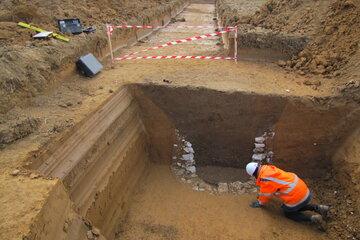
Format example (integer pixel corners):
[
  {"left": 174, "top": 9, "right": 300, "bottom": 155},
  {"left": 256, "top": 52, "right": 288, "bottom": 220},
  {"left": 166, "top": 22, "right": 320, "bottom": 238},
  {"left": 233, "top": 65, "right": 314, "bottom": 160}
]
[
  {"left": 162, "top": 25, "right": 227, "bottom": 29},
  {"left": 107, "top": 24, "right": 235, "bottom": 33},
  {"left": 107, "top": 25, "right": 114, "bottom": 36},
  {"left": 114, "top": 55, "right": 234, "bottom": 61},
  {"left": 120, "top": 29, "right": 233, "bottom": 59},
  {"left": 114, "top": 25, "right": 154, "bottom": 29}
]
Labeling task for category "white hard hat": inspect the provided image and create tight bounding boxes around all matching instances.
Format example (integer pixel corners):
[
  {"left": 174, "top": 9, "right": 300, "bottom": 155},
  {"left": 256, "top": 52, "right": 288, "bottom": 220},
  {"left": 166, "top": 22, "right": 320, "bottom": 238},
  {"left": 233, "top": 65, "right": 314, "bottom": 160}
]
[{"left": 246, "top": 162, "right": 259, "bottom": 176}]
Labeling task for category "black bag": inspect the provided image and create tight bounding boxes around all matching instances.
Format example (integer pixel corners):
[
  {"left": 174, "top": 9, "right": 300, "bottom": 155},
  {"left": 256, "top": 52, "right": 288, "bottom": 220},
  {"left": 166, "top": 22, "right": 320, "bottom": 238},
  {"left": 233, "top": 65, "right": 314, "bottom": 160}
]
[
  {"left": 76, "top": 54, "right": 103, "bottom": 77},
  {"left": 58, "top": 19, "right": 83, "bottom": 35}
]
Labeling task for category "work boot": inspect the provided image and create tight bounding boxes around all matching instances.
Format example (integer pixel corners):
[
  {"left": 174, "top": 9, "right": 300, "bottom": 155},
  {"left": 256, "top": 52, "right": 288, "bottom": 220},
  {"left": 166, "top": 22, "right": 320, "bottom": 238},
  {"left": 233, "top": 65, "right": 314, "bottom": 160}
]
[
  {"left": 316, "top": 205, "right": 330, "bottom": 217},
  {"left": 311, "top": 214, "right": 327, "bottom": 232}
]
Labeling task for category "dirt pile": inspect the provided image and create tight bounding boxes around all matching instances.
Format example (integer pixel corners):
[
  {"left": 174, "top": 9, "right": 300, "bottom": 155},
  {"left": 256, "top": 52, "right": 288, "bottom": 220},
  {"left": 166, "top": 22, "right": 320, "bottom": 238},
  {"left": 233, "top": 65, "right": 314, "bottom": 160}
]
[
  {"left": 216, "top": 0, "right": 266, "bottom": 26},
  {"left": 0, "top": 0, "right": 185, "bottom": 114},
  {"left": 0, "top": 117, "right": 41, "bottom": 148},
  {"left": 250, "top": 0, "right": 360, "bottom": 77},
  {"left": 250, "top": 0, "right": 331, "bottom": 35},
  {"left": 312, "top": 174, "right": 360, "bottom": 240},
  {"left": 0, "top": 0, "right": 182, "bottom": 46}
]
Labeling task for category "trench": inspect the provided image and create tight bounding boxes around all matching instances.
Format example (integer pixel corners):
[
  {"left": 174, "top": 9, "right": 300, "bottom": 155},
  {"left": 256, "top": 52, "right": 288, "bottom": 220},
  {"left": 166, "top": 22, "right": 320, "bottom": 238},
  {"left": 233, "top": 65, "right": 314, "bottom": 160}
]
[{"left": 29, "top": 83, "right": 358, "bottom": 240}]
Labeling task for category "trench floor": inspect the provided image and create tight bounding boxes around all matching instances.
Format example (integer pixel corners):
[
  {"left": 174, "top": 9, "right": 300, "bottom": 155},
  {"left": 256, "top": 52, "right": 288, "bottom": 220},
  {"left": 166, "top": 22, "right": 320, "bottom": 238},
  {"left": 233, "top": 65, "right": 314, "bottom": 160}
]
[{"left": 118, "top": 164, "right": 326, "bottom": 240}]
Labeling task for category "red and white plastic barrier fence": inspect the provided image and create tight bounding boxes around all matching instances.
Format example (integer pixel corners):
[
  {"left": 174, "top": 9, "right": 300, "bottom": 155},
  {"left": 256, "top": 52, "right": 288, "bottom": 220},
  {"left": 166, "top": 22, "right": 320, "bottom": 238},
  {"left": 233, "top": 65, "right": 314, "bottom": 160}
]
[
  {"left": 119, "top": 29, "right": 233, "bottom": 59},
  {"left": 106, "top": 23, "right": 238, "bottom": 62},
  {"left": 114, "top": 55, "right": 234, "bottom": 61},
  {"left": 107, "top": 24, "right": 236, "bottom": 32}
]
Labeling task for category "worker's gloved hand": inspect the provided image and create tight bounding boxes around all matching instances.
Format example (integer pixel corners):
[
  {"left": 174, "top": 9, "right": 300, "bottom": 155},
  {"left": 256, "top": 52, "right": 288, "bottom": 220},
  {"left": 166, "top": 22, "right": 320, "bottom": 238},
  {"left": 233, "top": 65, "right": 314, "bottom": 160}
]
[{"left": 250, "top": 200, "right": 262, "bottom": 208}]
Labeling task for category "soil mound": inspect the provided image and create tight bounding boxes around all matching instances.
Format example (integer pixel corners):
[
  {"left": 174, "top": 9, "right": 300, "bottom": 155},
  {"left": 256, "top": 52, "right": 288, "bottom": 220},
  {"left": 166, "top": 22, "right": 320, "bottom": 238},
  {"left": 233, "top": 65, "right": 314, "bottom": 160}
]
[
  {"left": 0, "top": 0, "right": 180, "bottom": 47},
  {"left": 250, "top": 0, "right": 360, "bottom": 78},
  {"left": 0, "top": 0, "right": 185, "bottom": 114},
  {"left": 216, "top": 0, "right": 266, "bottom": 26}
]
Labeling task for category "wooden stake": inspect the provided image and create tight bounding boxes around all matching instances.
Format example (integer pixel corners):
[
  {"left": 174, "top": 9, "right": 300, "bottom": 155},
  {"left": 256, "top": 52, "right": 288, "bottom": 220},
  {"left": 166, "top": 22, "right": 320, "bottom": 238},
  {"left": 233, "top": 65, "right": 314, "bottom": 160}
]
[
  {"left": 106, "top": 24, "right": 114, "bottom": 64},
  {"left": 234, "top": 26, "right": 238, "bottom": 63}
]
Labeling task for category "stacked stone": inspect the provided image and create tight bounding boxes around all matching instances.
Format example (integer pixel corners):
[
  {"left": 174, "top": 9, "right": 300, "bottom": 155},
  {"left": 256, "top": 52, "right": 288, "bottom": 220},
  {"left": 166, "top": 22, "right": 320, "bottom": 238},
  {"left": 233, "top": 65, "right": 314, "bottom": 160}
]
[
  {"left": 180, "top": 140, "right": 196, "bottom": 174},
  {"left": 252, "top": 132, "right": 275, "bottom": 164},
  {"left": 170, "top": 130, "right": 273, "bottom": 195},
  {"left": 228, "top": 181, "right": 257, "bottom": 194},
  {"left": 172, "top": 129, "right": 197, "bottom": 175}
]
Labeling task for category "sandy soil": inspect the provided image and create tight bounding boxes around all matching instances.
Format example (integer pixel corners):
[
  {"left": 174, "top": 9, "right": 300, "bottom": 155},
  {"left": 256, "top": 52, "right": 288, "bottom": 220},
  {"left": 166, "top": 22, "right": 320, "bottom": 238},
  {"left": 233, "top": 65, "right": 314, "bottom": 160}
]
[
  {"left": 0, "top": 0, "right": 186, "bottom": 114},
  {"left": 117, "top": 164, "right": 326, "bottom": 240},
  {"left": 217, "top": 0, "right": 360, "bottom": 105},
  {"left": 217, "top": 0, "right": 266, "bottom": 25},
  {"left": 250, "top": 0, "right": 360, "bottom": 80},
  {"left": 0, "top": 1, "right": 359, "bottom": 239}
]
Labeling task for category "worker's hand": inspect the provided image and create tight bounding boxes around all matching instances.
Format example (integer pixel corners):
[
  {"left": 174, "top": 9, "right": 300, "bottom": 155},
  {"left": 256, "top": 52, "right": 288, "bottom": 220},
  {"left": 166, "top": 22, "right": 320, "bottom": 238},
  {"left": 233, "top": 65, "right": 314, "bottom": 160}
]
[{"left": 250, "top": 200, "right": 262, "bottom": 208}]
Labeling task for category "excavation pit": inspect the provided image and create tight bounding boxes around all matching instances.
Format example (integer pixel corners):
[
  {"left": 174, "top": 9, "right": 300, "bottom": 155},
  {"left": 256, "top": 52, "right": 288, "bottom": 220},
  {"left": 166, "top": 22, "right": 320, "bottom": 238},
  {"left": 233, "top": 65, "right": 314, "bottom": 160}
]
[{"left": 30, "top": 84, "right": 358, "bottom": 240}]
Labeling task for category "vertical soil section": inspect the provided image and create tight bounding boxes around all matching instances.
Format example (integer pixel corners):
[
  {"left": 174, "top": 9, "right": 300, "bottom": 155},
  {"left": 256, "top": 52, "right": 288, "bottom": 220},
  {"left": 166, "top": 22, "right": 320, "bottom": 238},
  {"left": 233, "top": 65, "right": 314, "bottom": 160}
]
[
  {"left": 332, "top": 122, "right": 360, "bottom": 211},
  {"left": 130, "top": 86, "right": 176, "bottom": 165},
  {"left": 26, "top": 181, "right": 90, "bottom": 240},
  {"left": 23, "top": 83, "right": 360, "bottom": 240},
  {"left": 85, "top": 133, "right": 149, "bottom": 238},
  {"left": 32, "top": 87, "right": 152, "bottom": 239},
  {"left": 272, "top": 100, "right": 358, "bottom": 176},
  {"left": 130, "top": 84, "right": 357, "bottom": 177}
]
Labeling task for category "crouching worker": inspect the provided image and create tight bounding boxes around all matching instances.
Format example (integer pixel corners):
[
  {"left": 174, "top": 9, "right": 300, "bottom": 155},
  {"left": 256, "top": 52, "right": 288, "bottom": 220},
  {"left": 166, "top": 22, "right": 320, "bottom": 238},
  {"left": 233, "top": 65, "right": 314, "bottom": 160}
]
[{"left": 246, "top": 162, "right": 329, "bottom": 230}]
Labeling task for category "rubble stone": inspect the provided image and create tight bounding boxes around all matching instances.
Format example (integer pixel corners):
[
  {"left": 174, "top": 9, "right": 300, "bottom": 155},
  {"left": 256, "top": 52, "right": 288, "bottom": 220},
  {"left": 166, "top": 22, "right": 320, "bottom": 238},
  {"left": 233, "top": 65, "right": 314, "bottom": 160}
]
[
  {"left": 277, "top": 60, "right": 287, "bottom": 67},
  {"left": 255, "top": 137, "right": 265, "bottom": 143},
  {"left": 30, "top": 173, "right": 40, "bottom": 179},
  {"left": 252, "top": 153, "right": 266, "bottom": 161},
  {"left": 63, "top": 222, "right": 69, "bottom": 233},
  {"left": 184, "top": 147, "right": 195, "bottom": 153},
  {"left": 253, "top": 147, "right": 265, "bottom": 153},
  {"left": 254, "top": 143, "right": 265, "bottom": 148},
  {"left": 11, "top": 169, "right": 20, "bottom": 176},
  {"left": 91, "top": 227, "right": 100, "bottom": 236},
  {"left": 228, "top": 181, "right": 244, "bottom": 193},
  {"left": 218, "top": 183, "right": 229, "bottom": 193},
  {"left": 186, "top": 166, "right": 196, "bottom": 174},
  {"left": 182, "top": 153, "right": 194, "bottom": 161},
  {"left": 86, "top": 230, "right": 94, "bottom": 239}
]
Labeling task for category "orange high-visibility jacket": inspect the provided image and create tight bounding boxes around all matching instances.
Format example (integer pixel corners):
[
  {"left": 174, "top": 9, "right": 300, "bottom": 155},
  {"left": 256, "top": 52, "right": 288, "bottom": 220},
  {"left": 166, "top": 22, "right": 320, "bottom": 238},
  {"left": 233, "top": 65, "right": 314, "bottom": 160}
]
[{"left": 256, "top": 165, "right": 310, "bottom": 208}]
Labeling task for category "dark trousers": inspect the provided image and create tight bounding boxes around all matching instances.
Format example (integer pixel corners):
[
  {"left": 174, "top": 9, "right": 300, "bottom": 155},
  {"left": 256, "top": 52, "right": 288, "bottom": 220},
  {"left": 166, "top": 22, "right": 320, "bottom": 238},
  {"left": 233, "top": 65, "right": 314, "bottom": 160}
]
[
  {"left": 281, "top": 192, "right": 319, "bottom": 222},
  {"left": 283, "top": 204, "right": 319, "bottom": 222}
]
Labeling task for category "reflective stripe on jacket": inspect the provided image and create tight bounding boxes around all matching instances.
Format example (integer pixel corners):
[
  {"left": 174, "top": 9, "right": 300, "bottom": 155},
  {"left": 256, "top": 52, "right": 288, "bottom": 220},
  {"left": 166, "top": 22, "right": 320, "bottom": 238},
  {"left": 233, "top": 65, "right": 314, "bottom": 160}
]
[{"left": 256, "top": 165, "right": 310, "bottom": 208}]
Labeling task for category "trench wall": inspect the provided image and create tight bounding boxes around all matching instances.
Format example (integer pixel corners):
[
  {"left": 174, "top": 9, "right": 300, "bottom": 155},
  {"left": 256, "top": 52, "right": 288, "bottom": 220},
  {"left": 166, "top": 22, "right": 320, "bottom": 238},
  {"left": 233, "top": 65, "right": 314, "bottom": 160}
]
[
  {"left": 27, "top": 83, "right": 359, "bottom": 239},
  {"left": 236, "top": 28, "right": 308, "bottom": 61},
  {"left": 216, "top": 0, "right": 308, "bottom": 62},
  {"left": 332, "top": 121, "right": 360, "bottom": 212},
  {"left": 223, "top": 27, "right": 308, "bottom": 62},
  {"left": 31, "top": 88, "right": 152, "bottom": 240},
  {"left": 130, "top": 84, "right": 358, "bottom": 178},
  {"left": 23, "top": 2, "right": 190, "bottom": 239},
  {"left": 25, "top": 181, "right": 92, "bottom": 240}
]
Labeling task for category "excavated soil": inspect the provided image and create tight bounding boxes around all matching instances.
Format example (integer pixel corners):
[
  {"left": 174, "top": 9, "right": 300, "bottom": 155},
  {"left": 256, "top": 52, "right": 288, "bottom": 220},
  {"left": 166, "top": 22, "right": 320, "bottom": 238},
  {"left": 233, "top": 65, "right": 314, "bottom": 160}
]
[
  {"left": 23, "top": 83, "right": 358, "bottom": 240},
  {"left": 0, "top": 1, "right": 359, "bottom": 240},
  {"left": 0, "top": 0, "right": 186, "bottom": 114},
  {"left": 218, "top": 0, "right": 360, "bottom": 96}
]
